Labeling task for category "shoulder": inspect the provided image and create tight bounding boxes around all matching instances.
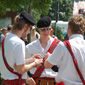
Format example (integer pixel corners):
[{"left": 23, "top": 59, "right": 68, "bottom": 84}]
[
  {"left": 26, "top": 39, "right": 38, "bottom": 48},
  {"left": 6, "top": 33, "right": 25, "bottom": 46}
]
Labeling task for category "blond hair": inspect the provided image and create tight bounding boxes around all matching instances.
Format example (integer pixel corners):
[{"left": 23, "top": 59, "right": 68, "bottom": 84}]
[{"left": 12, "top": 15, "right": 30, "bottom": 31}]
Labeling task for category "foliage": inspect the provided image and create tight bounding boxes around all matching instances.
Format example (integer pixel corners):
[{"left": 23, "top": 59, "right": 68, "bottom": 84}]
[
  {"left": 59, "top": 0, "right": 73, "bottom": 21},
  {"left": 52, "top": 26, "right": 64, "bottom": 40},
  {"left": 0, "top": 0, "right": 52, "bottom": 16},
  {"left": 48, "top": 0, "right": 73, "bottom": 21}
]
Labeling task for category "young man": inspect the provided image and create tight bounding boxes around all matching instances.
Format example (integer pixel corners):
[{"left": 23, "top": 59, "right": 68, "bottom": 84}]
[
  {"left": 0, "top": 11, "right": 42, "bottom": 85},
  {"left": 45, "top": 16, "right": 85, "bottom": 85},
  {"left": 26, "top": 16, "right": 59, "bottom": 85}
]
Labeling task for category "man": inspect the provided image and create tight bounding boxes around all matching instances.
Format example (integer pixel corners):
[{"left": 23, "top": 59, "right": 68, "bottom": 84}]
[
  {"left": 6, "top": 24, "right": 12, "bottom": 35},
  {"left": 0, "top": 11, "right": 42, "bottom": 85},
  {"left": 26, "top": 16, "right": 59, "bottom": 85},
  {"left": 50, "top": 28, "right": 57, "bottom": 38},
  {"left": 0, "top": 28, "right": 7, "bottom": 43},
  {"left": 44, "top": 16, "right": 85, "bottom": 85}
]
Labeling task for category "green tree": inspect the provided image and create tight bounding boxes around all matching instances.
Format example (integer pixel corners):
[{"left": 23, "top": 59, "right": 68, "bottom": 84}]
[
  {"left": 59, "top": 0, "right": 73, "bottom": 21},
  {"left": 52, "top": 26, "right": 64, "bottom": 40},
  {"left": 48, "top": 0, "right": 73, "bottom": 21},
  {"left": 0, "top": 0, "right": 52, "bottom": 16}
]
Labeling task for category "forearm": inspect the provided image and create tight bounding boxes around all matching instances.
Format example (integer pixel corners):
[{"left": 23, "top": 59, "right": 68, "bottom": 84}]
[
  {"left": 25, "top": 58, "right": 34, "bottom": 64},
  {"left": 23, "top": 62, "right": 36, "bottom": 72},
  {"left": 17, "top": 62, "right": 36, "bottom": 74},
  {"left": 44, "top": 60, "right": 53, "bottom": 69}
]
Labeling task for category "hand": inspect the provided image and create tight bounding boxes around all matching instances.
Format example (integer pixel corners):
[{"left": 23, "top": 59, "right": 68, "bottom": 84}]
[
  {"left": 44, "top": 52, "right": 51, "bottom": 60},
  {"left": 34, "top": 59, "right": 43, "bottom": 68},
  {"left": 25, "top": 54, "right": 42, "bottom": 64},
  {"left": 26, "top": 77, "right": 36, "bottom": 85},
  {"left": 31, "top": 54, "right": 42, "bottom": 62},
  {"left": 32, "top": 54, "right": 42, "bottom": 59}
]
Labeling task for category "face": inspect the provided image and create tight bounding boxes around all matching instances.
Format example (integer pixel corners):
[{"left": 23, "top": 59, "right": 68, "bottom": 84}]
[
  {"left": 22, "top": 24, "right": 32, "bottom": 39},
  {"left": 67, "top": 25, "right": 72, "bottom": 38},
  {"left": 38, "top": 26, "right": 51, "bottom": 37},
  {"left": 3, "top": 30, "right": 7, "bottom": 35}
]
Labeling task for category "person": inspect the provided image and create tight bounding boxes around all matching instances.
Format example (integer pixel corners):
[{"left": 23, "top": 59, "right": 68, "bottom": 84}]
[
  {"left": 26, "top": 16, "right": 59, "bottom": 85},
  {"left": 0, "top": 28, "right": 7, "bottom": 43},
  {"left": 31, "top": 26, "right": 40, "bottom": 42},
  {"left": 0, "top": 11, "right": 42, "bottom": 85},
  {"left": 50, "top": 28, "right": 57, "bottom": 38},
  {"left": 44, "top": 16, "right": 85, "bottom": 85},
  {"left": 6, "top": 24, "right": 12, "bottom": 35}
]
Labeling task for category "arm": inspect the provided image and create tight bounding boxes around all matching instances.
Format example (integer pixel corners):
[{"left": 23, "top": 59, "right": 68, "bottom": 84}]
[
  {"left": 16, "top": 59, "right": 42, "bottom": 74},
  {"left": 44, "top": 59, "right": 53, "bottom": 69},
  {"left": 25, "top": 54, "right": 42, "bottom": 64},
  {"left": 44, "top": 52, "right": 53, "bottom": 68}
]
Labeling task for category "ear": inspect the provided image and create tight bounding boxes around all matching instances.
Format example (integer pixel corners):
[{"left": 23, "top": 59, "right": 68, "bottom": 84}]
[
  {"left": 24, "top": 24, "right": 27, "bottom": 28},
  {"left": 23, "top": 24, "right": 28, "bottom": 30}
]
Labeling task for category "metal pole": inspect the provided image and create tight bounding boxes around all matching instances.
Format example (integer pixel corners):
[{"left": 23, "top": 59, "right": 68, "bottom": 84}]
[{"left": 55, "top": 0, "right": 59, "bottom": 36}]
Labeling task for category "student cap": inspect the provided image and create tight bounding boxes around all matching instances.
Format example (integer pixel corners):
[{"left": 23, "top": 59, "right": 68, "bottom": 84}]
[
  {"left": 20, "top": 11, "right": 36, "bottom": 25},
  {"left": 37, "top": 16, "right": 51, "bottom": 28}
]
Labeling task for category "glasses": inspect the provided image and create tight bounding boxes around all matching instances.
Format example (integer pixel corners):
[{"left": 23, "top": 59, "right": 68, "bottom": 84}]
[{"left": 40, "top": 28, "right": 51, "bottom": 32}]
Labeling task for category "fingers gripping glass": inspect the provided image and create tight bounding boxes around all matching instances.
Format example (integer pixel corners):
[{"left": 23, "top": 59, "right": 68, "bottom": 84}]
[{"left": 40, "top": 28, "right": 51, "bottom": 32}]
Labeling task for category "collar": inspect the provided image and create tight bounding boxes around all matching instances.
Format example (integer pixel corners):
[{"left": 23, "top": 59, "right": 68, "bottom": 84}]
[
  {"left": 36, "top": 36, "right": 54, "bottom": 46},
  {"left": 69, "top": 34, "right": 83, "bottom": 39}
]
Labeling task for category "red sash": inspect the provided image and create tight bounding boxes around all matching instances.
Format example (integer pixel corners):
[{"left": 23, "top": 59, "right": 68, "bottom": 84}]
[
  {"left": 32, "top": 38, "right": 60, "bottom": 78},
  {"left": 1, "top": 35, "right": 22, "bottom": 79},
  {"left": 1, "top": 79, "right": 26, "bottom": 85},
  {"left": 64, "top": 40, "right": 85, "bottom": 85}
]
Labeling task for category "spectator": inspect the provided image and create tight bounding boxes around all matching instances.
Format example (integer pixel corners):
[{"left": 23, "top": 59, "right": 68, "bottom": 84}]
[
  {"left": 50, "top": 28, "right": 57, "bottom": 38},
  {"left": 6, "top": 25, "right": 12, "bottom": 35},
  {"left": 0, "top": 28, "right": 7, "bottom": 43},
  {"left": 31, "top": 26, "right": 40, "bottom": 42}
]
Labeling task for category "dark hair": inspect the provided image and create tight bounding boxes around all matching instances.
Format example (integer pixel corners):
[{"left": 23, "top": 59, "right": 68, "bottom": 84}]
[{"left": 7, "top": 25, "right": 12, "bottom": 31}]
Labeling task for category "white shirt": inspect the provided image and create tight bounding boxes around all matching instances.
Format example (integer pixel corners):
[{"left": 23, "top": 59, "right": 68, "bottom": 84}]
[
  {"left": 26, "top": 36, "right": 58, "bottom": 78},
  {"left": 48, "top": 34, "right": 85, "bottom": 85},
  {"left": 0, "top": 33, "right": 5, "bottom": 42},
  {"left": 0, "top": 33, "right": 27, "bottom": 80}
]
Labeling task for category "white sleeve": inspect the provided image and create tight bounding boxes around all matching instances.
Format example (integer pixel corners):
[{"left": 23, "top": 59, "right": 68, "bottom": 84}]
[
  {"left": 47, "top": 42, "right": 64, "bottom": 66},
  {"left": 25, "top": 45, "right": 32, "bottom": 59},
  {"left": 13, "top": 42, "right": 25, "bottom": 65}
]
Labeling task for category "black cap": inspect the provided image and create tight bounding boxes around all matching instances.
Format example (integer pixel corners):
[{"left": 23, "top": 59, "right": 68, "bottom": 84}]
[
  {"left": 37, "top": 16, "right": 51, "bottom": 28},
  {"left": 20, "top": 11, "right": 36, "bottom": 25}
]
